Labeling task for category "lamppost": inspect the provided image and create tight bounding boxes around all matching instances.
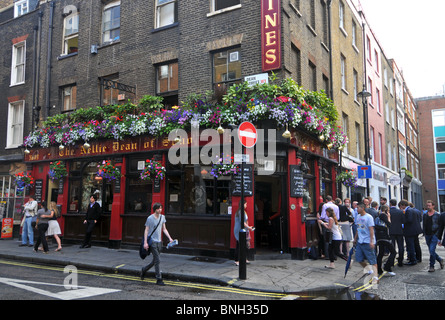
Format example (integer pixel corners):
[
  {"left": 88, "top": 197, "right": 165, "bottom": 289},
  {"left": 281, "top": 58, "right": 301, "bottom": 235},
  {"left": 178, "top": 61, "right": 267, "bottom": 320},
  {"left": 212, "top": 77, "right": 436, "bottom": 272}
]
[{"left": 357, "top": 87, "right": 372, "bottom": 197}]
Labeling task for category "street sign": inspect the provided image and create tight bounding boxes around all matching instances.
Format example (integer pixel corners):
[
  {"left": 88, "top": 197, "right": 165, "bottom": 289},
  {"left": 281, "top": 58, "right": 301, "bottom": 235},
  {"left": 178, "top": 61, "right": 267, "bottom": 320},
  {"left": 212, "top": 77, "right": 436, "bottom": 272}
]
[
  {"left": 357, "top": 165, "right": 372, "bottom": 179},
  {"left": 238, "top": 122, "right": 257, "bottom": 148}
]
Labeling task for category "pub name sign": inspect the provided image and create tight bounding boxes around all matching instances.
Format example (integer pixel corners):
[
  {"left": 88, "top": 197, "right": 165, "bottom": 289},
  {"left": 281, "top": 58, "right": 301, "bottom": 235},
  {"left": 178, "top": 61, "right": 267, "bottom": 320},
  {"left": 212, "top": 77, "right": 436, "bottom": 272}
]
[{"left": 261, "top": 0, "right": 281, "bottom": 72}]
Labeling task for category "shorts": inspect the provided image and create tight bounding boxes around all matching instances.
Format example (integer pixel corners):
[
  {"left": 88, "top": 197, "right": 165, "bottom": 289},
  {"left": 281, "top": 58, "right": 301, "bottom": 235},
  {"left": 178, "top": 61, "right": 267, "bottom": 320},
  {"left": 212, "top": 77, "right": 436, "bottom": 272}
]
[{"left": 355, "top": 242, "right": 377, "bottom": 265}]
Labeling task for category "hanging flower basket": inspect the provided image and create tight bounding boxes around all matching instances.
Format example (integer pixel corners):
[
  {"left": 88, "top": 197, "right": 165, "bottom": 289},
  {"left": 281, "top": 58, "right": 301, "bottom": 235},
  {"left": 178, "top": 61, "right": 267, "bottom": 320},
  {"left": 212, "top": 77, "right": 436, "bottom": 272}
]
[
  {"left": 140, "top": 159, "right": 166, "bottom": 181},
  {"left": 15, "top": 172, "right": 35, "bottom": 189},
  {"left": 210, "top": 155, "right": 240, "bottom": 178},
  {"left": 49, "top": 161, "right": 67, "bottom": 181},
  {"left": 336, "top": 170, "right": 358, "bottom": 189},
  {"left": 97, "top": 160, "right": 121, "bottom": 182}
]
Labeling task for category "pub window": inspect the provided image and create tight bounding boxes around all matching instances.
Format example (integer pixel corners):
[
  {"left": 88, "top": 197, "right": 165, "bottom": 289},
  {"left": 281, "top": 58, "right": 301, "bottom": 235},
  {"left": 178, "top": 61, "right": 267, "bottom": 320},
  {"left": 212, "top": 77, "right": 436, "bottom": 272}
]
[
  {"left": 212, "top": 47, "right": 242, "bottom": 93},
  {"left": 155, "top": 0, "right": 177, "bottom": 29},
  {"left": 126, "top": 158, "right": 154, "bottom": 214},
  {"left": 166, "top": 156, "right": 233, "bottom": 216},
  {"left": 301, "top": 157, "right": 316, "bottom": 215},
  {"left": 320, "top": 163, "right": 333, "bottom": 199},
  {"left": 62, "top": 11, "right": 79, "bottom": 55},
  {"left": 67, "top": 161, "right": 114, "bottom": 214},
  {"left": 61, "top": 84, "right": 77, "bottom": 112},
  {"left": 102, "top": 1, "right": 120, "bottom": 44},
  {"left": 211, "top": 0, "right": 240, "bottom": 12}
]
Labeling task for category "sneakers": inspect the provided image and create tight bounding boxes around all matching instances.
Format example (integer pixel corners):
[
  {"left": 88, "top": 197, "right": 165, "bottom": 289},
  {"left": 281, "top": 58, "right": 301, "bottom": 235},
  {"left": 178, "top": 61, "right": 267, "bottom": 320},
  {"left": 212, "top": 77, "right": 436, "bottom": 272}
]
[
  {"left": 385, "top": 271, "right": 396, "bottom": 277},
  {"left": 156, "top": 279, "right": 165, "bottom": 286},
  {"left": 428, "top": 267, "right": 435, "bottom": 273},
  {"left": 439, "top": 259, "right": 444, "bottom": 270}
]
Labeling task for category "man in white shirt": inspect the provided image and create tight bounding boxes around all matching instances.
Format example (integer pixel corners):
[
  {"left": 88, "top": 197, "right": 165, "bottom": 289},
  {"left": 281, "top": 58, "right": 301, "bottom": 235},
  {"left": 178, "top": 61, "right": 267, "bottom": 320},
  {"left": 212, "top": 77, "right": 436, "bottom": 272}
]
[{"left": 20, "top": 196, "right": 38, "bottom": 247}]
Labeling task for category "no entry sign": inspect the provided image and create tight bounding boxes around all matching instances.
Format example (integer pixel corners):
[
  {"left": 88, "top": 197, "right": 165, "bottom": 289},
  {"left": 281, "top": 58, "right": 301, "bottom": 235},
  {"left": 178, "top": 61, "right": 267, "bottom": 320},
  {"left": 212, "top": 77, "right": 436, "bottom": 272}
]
[{"left": 238, "top": 122, "right": 257, "bottom": 148}]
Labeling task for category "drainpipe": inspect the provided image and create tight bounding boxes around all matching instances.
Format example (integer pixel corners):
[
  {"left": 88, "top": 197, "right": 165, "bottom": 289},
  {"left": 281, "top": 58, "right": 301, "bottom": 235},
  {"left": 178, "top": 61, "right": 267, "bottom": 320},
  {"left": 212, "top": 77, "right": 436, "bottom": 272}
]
[{"left": 45, "top": 1, "right": 55, "bottom": 119}]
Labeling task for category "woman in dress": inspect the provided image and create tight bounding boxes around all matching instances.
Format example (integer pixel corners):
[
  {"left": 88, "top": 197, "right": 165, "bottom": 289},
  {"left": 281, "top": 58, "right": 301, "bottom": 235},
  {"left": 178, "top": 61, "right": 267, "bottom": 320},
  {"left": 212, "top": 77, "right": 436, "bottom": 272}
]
[{"left": 46, "top": 201, "right": 62, "bottom": 251}]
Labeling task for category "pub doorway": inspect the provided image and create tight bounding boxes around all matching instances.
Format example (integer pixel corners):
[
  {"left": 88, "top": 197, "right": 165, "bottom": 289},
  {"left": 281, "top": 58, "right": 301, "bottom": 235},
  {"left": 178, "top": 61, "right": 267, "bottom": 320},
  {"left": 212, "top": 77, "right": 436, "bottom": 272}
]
[{"left": 254, "top": 175, "right": 285, "bottom": 253}]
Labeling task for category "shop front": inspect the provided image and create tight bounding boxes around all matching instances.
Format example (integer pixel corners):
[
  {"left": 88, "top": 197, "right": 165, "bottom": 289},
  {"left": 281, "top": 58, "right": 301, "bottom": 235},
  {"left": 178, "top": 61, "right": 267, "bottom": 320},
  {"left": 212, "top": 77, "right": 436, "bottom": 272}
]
[{"left": 23, "top": 127, "right": 338, "bottom": 259}]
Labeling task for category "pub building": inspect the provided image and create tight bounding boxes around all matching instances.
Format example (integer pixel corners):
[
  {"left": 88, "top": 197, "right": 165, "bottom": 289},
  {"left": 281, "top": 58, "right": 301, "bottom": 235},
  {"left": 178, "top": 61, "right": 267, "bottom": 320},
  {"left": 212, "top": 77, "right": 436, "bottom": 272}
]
[{"left": 24, "top": 124, "right": 338, "bottom": 260}]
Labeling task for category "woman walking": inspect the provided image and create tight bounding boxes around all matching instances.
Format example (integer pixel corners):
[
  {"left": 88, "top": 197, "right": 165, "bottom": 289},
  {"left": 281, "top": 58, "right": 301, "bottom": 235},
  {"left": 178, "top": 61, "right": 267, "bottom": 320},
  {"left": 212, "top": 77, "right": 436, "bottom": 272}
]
[
  {"left": 321, "top": 207, "right": 347, "bottom": 269},
  {"left": 33, "top": 202, "right": 52, "bottom": 254},
  {"left": 46, "top": 202, "right": 62, "bottom": 251}
]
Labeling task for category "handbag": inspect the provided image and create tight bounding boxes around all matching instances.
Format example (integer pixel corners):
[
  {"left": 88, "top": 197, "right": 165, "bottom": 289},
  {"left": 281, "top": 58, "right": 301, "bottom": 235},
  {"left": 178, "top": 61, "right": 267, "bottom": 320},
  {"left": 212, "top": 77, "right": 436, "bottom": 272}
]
[{"left": 139, "top": 216, "right": 162, "bottom": 259}]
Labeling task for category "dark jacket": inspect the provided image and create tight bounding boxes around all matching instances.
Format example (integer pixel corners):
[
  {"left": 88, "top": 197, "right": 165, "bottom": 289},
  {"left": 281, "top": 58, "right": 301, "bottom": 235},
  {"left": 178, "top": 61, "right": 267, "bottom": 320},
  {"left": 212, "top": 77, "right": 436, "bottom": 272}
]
[
  {"left": 375, "top": 213, "right": 391, "bottom": 241},
  {"left": 437, "top": 213, "right": 445, "bottom": 242},
  {"left": 404, "top": 207, "right": 421, "bottom": 237},
  {"left": 85, "top": 202, "right": 101, "bottom": 221},
  {"left": 423, "top": 211, "right": 442, "bottom": 237},
  {"left": 389, "top": 206, "right": 405, "bottom": 236},
  {"left": 339, "top": 205, "right": 353, "bottom": 222}
]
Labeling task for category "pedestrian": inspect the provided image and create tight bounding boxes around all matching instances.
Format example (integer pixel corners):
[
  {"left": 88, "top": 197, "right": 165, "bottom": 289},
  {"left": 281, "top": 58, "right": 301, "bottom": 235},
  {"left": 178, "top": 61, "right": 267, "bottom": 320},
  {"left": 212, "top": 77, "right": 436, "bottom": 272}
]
[
  {"left": 423, "top": 200, "right": 444, "bottom": 272},
  {"left": 322, "top": 207, "right": 347, "bottom": 269},
  {"left": 399, "top": 200, "right": 417, "bottom": 265},
  {"left": 353, "top": 202, "right": 379, "bottom": 284},
  {"left": 33, "top": 202, "right": 52, "bottom": 254},
  {"left": 379, "top": 197, "right": 387, "bottom": 210},
  {"left": 316, "top": 200, "right": 326, "bottom": 259},
  {"left": 46, "top": 202, "right": 62, "bottom": 251},
  {"left": 19, "top": 196, "right": 38, "bottom": 247},
  {"left": 375, "top": 205, "right": 397, "bottom": 276},
  {"left": 409, "top": 202, "right": 423, "bottom": 263},
  {"left": 233, "top": 200, "right": 254, "bottom": 266},
  {"left": 388, "top": 199, "right": 405, "bottom": 267},
  {"left": 351, "top": 200, "right": 359, "bottom": 237},
  {"left": 141, "top": 203, "right": 174, "bottom": 285},
  {"left": 80, "top": 194, "right": 101, "bottom": 248},
  {"left": 367, "top": 201, "right": 379, "bottom": 220},
  {"left": 319, "top": 196, "right": 339, "bottom": 258},
  {"left": 339, "top": 198, "right": 354, "bottom": 257}
]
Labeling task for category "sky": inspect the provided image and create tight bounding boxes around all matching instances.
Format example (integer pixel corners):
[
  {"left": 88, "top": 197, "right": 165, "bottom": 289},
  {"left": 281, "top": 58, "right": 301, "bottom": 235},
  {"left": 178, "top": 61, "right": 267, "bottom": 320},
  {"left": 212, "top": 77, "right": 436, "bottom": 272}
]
[{"left": 358, "top": 0, "right": 445, "bottom": 98}]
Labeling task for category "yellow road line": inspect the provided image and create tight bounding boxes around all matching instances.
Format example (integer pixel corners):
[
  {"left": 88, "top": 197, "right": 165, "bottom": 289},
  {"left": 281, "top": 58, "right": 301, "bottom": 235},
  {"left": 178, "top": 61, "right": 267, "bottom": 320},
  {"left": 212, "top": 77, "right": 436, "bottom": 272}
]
[{"left": 0, "top": 259, "right": 286, "bottom": 299}]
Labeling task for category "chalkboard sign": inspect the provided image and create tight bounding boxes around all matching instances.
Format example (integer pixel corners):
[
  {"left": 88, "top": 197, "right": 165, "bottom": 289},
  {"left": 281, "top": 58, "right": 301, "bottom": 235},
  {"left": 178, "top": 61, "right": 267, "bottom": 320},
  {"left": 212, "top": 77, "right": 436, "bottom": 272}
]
[
  {"left": 232, "top": 164, "right": 253, "bottom": 196},
  {"left": 153, "top": 177, "right": 161, "bottom": 193},
  {"left": 290, "top": 165, "right": 304, "bottom": 198},
  {"left": 35, "top": 179, "right": 43, "bottom": 203},
  {"left": 58, "top": 178, "right": 64, "bottom": 194}
]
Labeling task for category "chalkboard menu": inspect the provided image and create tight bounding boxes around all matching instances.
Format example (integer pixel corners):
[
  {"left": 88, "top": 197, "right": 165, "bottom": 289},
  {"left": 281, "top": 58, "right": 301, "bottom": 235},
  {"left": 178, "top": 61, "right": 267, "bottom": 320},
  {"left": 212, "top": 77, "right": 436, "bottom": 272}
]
[
  {"left": 34, "top": 179, "right": 43, "bottom": 203},
  {"left": 290, "top": 165, "right": 304, "bottom": 198},
  {"left": 153, "top": 177, "right": 161, "bottom": 193},
  {"left": 232, "top": 164, "right": 253, "bottom": 196}
]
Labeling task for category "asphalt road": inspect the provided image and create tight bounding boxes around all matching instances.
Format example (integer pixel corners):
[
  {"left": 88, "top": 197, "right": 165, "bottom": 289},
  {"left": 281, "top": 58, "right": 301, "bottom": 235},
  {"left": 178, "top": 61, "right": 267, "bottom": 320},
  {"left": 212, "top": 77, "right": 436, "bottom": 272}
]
[{"left": 0, "top": 259, "right": 283, "bottom": 301}]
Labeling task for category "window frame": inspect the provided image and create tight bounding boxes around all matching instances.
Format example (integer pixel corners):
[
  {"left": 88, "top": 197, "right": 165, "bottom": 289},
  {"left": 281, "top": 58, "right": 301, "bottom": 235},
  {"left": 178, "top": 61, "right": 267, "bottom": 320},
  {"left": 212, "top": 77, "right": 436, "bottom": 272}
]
[
  {"left": 62, "top": 11, "right": 79, "bottom": 56},
  {"left": 61, "top": 84, "right": 77, "bottom": 112},
  {"left": 212, "top": 47, "right": 242, "bottom": 90},
  {"left": 210, "top": 0, "right": 241, "bottom": 14},
  {"left": 11, "top": 41, "right": 26, "bottom": 86},
  {"left": 102, "top": 1, "right": 121, "bottom": 44},
  {"left": 14, "top": 0, "right": 28, "bottom": 18},
  {"left": 6, "top": 100, "right": 25, "bottom": 149},
  {"left": 155, "top": 0, "right": 177, "bottom": 29}
]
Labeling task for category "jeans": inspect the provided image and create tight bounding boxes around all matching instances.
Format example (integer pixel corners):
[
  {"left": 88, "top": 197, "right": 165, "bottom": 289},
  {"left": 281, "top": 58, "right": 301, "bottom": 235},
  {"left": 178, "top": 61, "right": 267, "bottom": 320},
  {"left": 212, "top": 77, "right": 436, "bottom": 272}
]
[
  {"left": 425, "top": 235, "right": 443, "bottom": 268},
  {"left": 82, "top": 220, "right": 96, "bottom": 247},
  {"left": 142, "top": 241, "right": 162, "bottom": 280},
  {"left": 21, "top": 217, "right": 34, "bottom": 245}
]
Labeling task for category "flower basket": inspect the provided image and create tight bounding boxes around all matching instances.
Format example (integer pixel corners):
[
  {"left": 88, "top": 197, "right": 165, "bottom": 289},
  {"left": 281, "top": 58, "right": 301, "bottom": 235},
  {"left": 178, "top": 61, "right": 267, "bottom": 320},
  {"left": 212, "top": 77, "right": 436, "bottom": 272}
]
[
  {"left": 210, "top": 155, "right": 240, "bottom": 178},
  {"left": 15, "top": 172, "right": 35, "bottom": 189},
  {"left": 336, "top": 170, "right": 358, "bottom": 189},
  {"left": 49, "top": 161, "right": 67, "bottom": 181},
  {"left": 140, "top": 159, "right": 166, "bottom": 181},
  {"left": 97, "top": 160, "right": 121, "bottom": 182}
]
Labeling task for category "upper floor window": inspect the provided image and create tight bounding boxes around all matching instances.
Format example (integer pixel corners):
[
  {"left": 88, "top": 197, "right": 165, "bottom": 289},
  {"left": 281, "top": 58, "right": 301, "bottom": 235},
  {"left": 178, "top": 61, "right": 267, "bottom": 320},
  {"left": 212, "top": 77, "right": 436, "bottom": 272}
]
[
  {"left": 339, "top": 1, "right": 345, "bottom": 30},
  {"left": 63, "top": 11, "right": 79, "bottom": 55},
  {"left": 102, "top": 1, "right": 120, "bottom": 44},
  {"left": 11, "top": 41, "right": 26, "bottom": 86},
  {"left": 211, "top": 0, "right": 240, "bottom": 12},
  {"left": 62, "top": 85, "right": 77, "bottom": 112},
  {"left": 157, "top": 62, "right": 178, "bottom": 94},
  {"left": 7, "top": 100, "right": 25, "bottom": 149},
  {"left": 212, "top": 48, "right": 242, "bottom": 91},
  {"left": 14, "top": 0, "right": 28, "bottom": 18},
  {"left": 156, "top": 0, "right": 177, "bottom": 28}
]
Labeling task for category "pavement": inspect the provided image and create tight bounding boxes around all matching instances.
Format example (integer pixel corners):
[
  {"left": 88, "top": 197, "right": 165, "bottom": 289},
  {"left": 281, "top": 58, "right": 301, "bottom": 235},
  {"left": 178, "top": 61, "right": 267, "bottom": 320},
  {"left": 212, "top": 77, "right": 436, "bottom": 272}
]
[{"left": 0, "top": 236, "right": 439, "bottom": 298}]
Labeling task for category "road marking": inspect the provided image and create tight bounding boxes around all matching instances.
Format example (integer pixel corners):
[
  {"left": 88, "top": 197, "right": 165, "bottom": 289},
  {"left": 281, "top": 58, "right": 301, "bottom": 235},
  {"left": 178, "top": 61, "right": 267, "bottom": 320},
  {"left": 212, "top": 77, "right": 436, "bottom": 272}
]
[
  {"left": 0, "top": 259, "right": 286, "bottom": 299},
  {"left": 0, "top": 277, "right": 120, "bottom": 300}
]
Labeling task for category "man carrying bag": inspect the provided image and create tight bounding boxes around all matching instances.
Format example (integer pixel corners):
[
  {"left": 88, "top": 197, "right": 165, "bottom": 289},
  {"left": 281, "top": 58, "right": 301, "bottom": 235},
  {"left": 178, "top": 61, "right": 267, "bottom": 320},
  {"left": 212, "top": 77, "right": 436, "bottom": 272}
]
[
  {"left": 19, "top": 196, "right": 38, "bottom": 247},
  {"left": 140, "top": 203, "right": 174, "bottom": 286}
]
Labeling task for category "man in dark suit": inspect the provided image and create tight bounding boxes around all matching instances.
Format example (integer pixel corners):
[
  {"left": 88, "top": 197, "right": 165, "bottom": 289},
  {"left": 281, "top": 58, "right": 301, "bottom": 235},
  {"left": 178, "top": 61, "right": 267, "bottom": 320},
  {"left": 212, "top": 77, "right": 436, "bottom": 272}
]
[
  {"left": 389, "top": 199, "right": 405, "bottom": 267},
  {"left": 399, "top": 200, "right": 418, "bottom": 265},
  {"left": 409, "top": 202, "right": 423, "bottom": 263},
  {"left": 80, "top": 194, "right": 101, "bottom": 248}
]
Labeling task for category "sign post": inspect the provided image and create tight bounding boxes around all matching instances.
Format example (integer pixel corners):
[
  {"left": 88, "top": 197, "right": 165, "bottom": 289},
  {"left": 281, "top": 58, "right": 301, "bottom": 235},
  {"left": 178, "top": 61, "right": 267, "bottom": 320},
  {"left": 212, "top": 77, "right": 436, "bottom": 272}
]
[{"left": 237, "top": 122, "right": 257, "bottom": 280}]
